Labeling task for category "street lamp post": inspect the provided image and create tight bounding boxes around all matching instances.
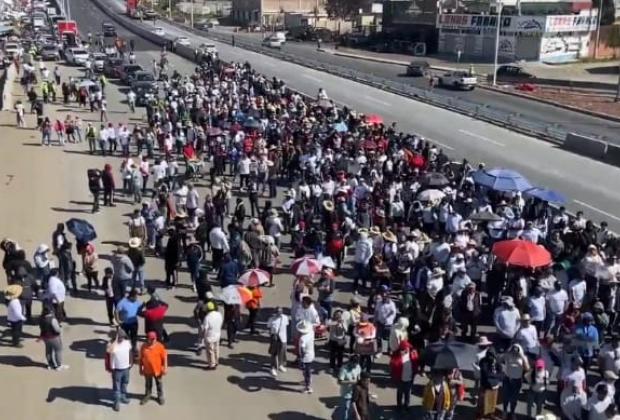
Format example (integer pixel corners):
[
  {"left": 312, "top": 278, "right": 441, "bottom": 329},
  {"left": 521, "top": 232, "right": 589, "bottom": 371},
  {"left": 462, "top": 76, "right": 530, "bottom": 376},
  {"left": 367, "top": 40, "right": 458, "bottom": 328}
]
[
  {"left": 168, "top": 0, "right": 172, "bottom": 19},
  {"left": 190, "top": 0, "right": 194, "bottom": 28},
  {"left": 594, "top": 0, "right": 603, "bottom": 59},
  {"left": 492, "top": 2, "right": 503, "bottom": 86}
]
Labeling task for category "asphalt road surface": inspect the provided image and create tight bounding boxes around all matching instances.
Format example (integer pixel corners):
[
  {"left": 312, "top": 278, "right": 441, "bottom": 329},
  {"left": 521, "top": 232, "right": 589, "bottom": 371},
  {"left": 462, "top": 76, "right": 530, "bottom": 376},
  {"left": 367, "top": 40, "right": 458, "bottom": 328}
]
[
  {"left": 81, "top": 0, "right": 620, "bottom": 232},
  {"left": 205, "top": 26, "right": 620, "bottom": 143}
]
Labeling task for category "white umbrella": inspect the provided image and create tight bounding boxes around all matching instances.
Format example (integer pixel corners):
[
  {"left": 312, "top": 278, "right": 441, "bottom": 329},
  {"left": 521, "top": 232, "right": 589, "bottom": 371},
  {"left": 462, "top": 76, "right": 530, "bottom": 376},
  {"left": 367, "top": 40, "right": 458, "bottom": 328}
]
[
  {"left": 237, "top": 269, "right": 270, "bottom": 287},
  {"left": 219, "top": 285, "right": 242, "bottom": 305},
  {"left": 417, "top": 189, "right": 445, "bottom": 202},
  {"left": 78, "top": 80, "right": 96, "bottom": 88},
  {"left": 319, "top": 256, "right": 336, "bottom": 269}
]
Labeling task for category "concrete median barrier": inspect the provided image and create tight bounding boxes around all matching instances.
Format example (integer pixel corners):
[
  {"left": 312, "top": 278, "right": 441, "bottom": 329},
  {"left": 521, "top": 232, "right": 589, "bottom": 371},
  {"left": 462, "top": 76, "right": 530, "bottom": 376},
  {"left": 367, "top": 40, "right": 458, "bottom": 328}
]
[
  {"left": 563, "top": 132, "right": 608, "bottom": 160},
  {"left": 605, "top": 143, "right": 620, "bottom": 166}
]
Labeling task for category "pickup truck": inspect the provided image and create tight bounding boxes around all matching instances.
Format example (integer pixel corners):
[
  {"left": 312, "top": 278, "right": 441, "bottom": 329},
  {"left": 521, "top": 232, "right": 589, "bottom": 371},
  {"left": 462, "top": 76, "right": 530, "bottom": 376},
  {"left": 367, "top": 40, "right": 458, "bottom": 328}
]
[{"left": 438, "top": 71, "right": 477, "bottom": 90}]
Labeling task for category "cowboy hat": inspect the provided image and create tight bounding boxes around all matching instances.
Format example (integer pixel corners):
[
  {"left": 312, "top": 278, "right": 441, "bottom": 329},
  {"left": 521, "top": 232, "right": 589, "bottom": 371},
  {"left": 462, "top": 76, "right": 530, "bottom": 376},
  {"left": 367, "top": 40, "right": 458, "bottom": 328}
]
[
  {"left": 357, "top": 228, "right": 369, "bottom": 235},
  {"left": 477, "top": 336, "right": 493, "bottom": 346},
  {"left": 382, "top": 231, "right": 397, "bottom": 243},
  {"left": 323, "top": 200, "right": 335, "bottom": 212},
  {"left": 296, "top": 320, "right": 313, "bottom": 335},
  {"left": 269, "top": 208, "right": 279, "bottom": 217},
  {"left": 369, "top": 226, "right": 381, "bottom": 236},
  {"left": 175, "top": 210, "right": 188, "bottom": 219},
  {"left": 431, "top": 267, "right": 445, "bottom": 277},
  {"left": 604, "top": 370, "right": 619, "bottom": 380},
  {"left": 5, "top": 284, "right": 23, "bottom": 299},
  {"left": 128, "top": 237, "right": 142, "bottom": 249}
]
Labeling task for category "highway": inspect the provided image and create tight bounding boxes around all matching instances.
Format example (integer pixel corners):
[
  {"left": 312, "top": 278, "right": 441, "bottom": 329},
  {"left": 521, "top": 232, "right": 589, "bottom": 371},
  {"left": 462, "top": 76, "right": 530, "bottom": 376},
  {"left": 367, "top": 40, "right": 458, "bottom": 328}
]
[
  {"left": 79, "top": 0, "right": 620, "bottom": 231},
  {"left": 204, "top": 27, "right": 620, "bottom": 143}
]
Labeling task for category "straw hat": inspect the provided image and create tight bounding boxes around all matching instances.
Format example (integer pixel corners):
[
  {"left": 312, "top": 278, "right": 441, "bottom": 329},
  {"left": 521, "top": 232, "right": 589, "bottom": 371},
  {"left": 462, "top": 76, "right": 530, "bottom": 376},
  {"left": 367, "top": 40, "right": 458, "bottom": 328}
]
[
  {"left": 477, "top": 336, "right": 493, "bottom": 346},
  {"left": 296, "top": 320, "right": 313, "bottom": 335},
  {"left": 431, "top": 267, "right": 445, "bottom": 278},
  {"left": 382, "top": 231, "right": 397, "bottom": 243},
  {"left": 128, "top": 237, "right": 142, "bottom": 249},
  {"left": 5, "top": 284, "right": 23, "bottom": 299},
  {"left": 323, "top": 200, "right": 335, "bottom": 212},
  {"left": 369, "top": 226, "right": 381, "bottom": 236},
  {"left": 357, "top": 228, "right": 369, "bottom": 235},
  {"left": 175, "top": 210, "right": 188, "bottom": 219}
]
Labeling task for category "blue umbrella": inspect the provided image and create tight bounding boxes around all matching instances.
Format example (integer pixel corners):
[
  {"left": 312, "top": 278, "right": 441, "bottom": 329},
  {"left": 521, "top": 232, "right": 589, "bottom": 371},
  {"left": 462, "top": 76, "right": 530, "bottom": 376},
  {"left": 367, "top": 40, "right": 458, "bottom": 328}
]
[
  {"left": 472, "top": 168, "right": 533, "bottom": 192},
  {"left": 524, "top": 187, "right": 567, "bottom": 204},
  {"left": 334, "top": 121, "right": 348, "bottom": 133},
  {"left": 66, "top": 218, "right": 97, "bottom": 243}
]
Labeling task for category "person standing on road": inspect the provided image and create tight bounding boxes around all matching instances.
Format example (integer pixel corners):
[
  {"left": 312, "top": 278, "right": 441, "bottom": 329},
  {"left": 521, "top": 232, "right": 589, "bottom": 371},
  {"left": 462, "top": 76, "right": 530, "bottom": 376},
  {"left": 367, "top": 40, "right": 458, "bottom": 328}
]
[
  {"left": 102, "top": 164, "right": 116, "bottom": 207},
  {"left": 139, "top": 331, "right": 167, "bottom": 406},
  {"left": 38, "top": 303, "right": 68, "bottom": 370},
  {"left": 101, "top": 98, "right": 108, "bottom": 122},
  {"left": 203, "top": 301, "right": 223, "bottom": 369},
  {"left": 5, "top": 284, "right": 26, "bottom": 347},
  {"left": 298, "top": 320, "right": 316, "bottom": 394},
  {"left": 115, "top": 288, "right": 143, "bottom": 356},
  {"left": 85, "top": 123, "right": 97, "bottom": 154},
  {"left": 106, "top": 329, "right": 133, "bottom": 412},
  {"left": 338, "top": 355, "right": 361, "bottom": 419},
  {"left": 88, "top": 168, "right": 102, "bottom": 214}
]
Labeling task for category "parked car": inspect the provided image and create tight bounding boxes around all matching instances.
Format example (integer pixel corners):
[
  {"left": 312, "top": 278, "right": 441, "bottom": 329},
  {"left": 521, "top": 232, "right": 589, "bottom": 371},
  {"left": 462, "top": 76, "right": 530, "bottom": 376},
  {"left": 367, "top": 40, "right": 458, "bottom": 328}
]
[
  {"left": 174, "top": 36, "right": 191, "bottom": 46},
  {"left": 65, "top": 47, "right": 89, "bottom": 65},
  {"left": 130, "top": 70, "right": 156, "bottom": 86},
  {"left": 406, "top": 60, "right": 430, "bottom": 77},
  {"left": 133, "top": 80, "right": 158, "bottom": 105},
  {"left": 119, "top": 64, "right": 143, "bottom": 84},
  {"left": 3, "top": 42, "right": 23, "bottom": 58},
  {"left": 198, "top": 43, "right": 217, "bottom": 55},
  {"left": 438, "top": 71, "right": 477, "bottom": 90},
  {"left": 152, "top": 27, "right": 165, "bottom": 36},
  {"left": 104, "top": 57, "right": 123, "bottom": 77},
  {"left": 90, "top": 52, "right": 106, "bottom": 72},
  {"left": 38, "top": 44, "right": 60, "bottom": 61},
  {"left": 496, "top": 65, "right": 535, "bottom": 83}
]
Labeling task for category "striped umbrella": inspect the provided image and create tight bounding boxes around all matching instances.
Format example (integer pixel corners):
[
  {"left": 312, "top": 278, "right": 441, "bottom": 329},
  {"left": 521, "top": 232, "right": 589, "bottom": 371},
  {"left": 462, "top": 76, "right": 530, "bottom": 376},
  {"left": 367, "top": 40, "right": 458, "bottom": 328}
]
[
  {"left": 291, "top": 256, "right": 322, "bottom": 276},
  {"left": 238, "top": 269, "right": 270, "bottom": 287}
]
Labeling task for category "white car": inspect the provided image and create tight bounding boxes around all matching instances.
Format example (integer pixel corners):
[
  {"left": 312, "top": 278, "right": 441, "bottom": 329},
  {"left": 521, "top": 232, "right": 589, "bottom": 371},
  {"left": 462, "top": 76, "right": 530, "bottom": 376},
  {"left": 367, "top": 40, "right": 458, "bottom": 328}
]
[
  {"left": 152, "top": 27, "right": 165, "bottom": 36},
  {"left": 65, "top": 47, "right": 90, "bottom": 65},
  {"left": 262, "top": 37, "right": 283, "bottom": 49},
  {"left": 199, "top": 43, "right": 217, "bottom": 54},
  {"left": 4, "top": 42, "right": 23, "bottom": 58},
  {"left": 438, "top": 71, "right": 477, "bottom": 90},
  {"left": 90, "top": 52, "right": 106, "bottom": 72},
  {"left": 175, "top": 36, "right": 191, "bottom": 46}
]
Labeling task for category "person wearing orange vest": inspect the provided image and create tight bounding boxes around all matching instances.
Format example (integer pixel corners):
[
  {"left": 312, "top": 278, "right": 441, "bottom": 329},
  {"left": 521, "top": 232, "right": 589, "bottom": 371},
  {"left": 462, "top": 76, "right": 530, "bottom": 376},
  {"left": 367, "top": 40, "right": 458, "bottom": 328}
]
[
  {"left": 139, "top": 331, "right": 168, "bottom": 406},
  {"left": 246, "top": 285, "right": 263, "bottom": 334}
]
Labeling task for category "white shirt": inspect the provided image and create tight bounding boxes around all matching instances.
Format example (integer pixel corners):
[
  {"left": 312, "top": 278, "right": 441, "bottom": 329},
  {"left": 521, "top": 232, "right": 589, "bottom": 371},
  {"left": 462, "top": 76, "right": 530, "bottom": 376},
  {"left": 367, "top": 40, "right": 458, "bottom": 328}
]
[
  {"left": 587, "top": 395, "right": 614, "bottom": 420},
  {"left": 203, "top": 310, "right": 223, "bottom": 343},
  {"left": 175, "top": 185, "right": 189, "bottom": 206},
  {"left": 515, "top": 324, "right": 539, "bottom": 354},
  {"left": 569, "top": 279, "right": 587, "bottom": 308},
  {"left": 528, "top": 295, "right": 546, "bottom": 322},
  {"left": 7, "top": 298, "right": 26, "bottom": 322},
  {"left": 187, "top": 189, "right": 199, "bottom": 210},
  {"left": 153, "top": 161, "right": 168, "bottom": 181},
  {"left": 47, "top": 275, "right": 66, "bottom": 303},
  {"left": 109, "top": 340, "right": 132, "bottom": 370},
  {"left": 548, "top": 289, "right": 569, "bottom": 315},
  {"left": 209, "top": 227, "right": 229, "bottom": 252},
  {"left": 299, "top": 332, "right": 315, "bottom": 363},
  {"left": 268, "top": 314, "right": 289, "bottom": 343},
  {"left": 239, "top": 158, "right": 251, "bottom": 175}
]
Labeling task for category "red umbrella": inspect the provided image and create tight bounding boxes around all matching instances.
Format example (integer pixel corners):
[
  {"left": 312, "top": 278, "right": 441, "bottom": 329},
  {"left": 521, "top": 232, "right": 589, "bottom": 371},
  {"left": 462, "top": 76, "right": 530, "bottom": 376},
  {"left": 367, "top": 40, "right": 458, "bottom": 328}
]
[
  {"left": 365, "top": 114, "right": 383, "bottom": 125},
  {"left": 403, "top": 149, "right": 426, "bottom": 169},
  {"left": 492, "top": 239, "right": 552, "bottom": 268},
  {"left": 291, "top": 256, "right": 322, "bottom": 276}
]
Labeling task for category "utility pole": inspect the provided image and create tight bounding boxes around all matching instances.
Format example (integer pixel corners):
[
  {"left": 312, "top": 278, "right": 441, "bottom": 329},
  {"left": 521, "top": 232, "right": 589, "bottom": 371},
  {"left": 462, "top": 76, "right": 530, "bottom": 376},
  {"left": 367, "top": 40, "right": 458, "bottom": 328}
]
[
  {"left": 615, "top": 63, "right": 620, "bottom": 102},
  {"left": 190, "top": 0, "right": 194, "bottom": 28},
  {"left": 594, "top": 0, "right": 603, "bottom": 58},
  {"left": 168, "top": 0, "right": 172, "bottom": 19},
  {"left": 492, "top": 3, "right": 503, "bottom": 86}
]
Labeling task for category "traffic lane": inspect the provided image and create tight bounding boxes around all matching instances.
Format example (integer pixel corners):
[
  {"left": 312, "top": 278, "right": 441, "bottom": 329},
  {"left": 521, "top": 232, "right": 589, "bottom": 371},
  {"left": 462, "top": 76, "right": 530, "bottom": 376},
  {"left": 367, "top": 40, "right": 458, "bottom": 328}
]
[
  {"left": 86, "top": 0, "right": 620, "bottom": 229},
  {"left": 210, "top": 28, "right": 620, "bottom": 141}
]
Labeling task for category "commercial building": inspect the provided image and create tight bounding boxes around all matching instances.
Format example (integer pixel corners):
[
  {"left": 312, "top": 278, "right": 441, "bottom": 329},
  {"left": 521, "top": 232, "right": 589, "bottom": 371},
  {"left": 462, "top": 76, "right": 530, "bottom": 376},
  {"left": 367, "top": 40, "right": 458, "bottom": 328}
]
[
  {"left": 436, "top": 11, "right": 598, "bottom": 63},
  {"left": 231, "top": 0, "right": 325, "bottom": 25}
]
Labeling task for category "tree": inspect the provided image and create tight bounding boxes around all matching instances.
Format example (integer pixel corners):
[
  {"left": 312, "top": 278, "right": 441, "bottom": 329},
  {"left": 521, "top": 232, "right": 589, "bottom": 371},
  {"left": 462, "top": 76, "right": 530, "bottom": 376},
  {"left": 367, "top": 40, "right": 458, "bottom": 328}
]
[
  {"left": 325, "top": 0, "right": 363, "bottom": 21},
  {"left": 601, "top": 0, "right": 617, "bottom": 26}
]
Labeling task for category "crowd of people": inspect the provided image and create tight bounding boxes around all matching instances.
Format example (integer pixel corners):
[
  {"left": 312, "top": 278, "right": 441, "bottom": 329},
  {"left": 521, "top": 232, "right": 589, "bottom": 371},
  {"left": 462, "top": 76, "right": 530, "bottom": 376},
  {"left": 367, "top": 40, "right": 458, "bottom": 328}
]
[{"left": 4, "top": 35, "right": 620, "bottom": 420}]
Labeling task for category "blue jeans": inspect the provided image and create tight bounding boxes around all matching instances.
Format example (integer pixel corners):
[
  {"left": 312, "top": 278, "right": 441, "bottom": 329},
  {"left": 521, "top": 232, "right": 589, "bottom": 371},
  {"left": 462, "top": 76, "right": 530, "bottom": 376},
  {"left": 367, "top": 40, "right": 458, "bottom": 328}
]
[
  {"left": 301, "top": 362, "right": 312, "bottom": 389},
  {"left": 340, "top": 396, "right": 352, "bottom": 420},
  {"left": 132, "top": 266, "right": 145, "bottom": 290},
  {"left": 112, "top": 368, "right": 130, "bottom": 404},
  {"left": 353, "top": 262, "right": 368, "bottom": 291}
]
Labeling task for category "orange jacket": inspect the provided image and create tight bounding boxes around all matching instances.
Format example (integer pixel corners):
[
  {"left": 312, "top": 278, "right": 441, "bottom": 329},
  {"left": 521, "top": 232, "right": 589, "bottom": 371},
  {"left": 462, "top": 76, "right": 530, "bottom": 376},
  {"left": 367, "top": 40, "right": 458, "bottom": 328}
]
[
  {"left": 140, "top": 341, "right": 167, "bottom": 377},
  {"left": 246, "top": 287, "right": 263, "bottom": 310}
]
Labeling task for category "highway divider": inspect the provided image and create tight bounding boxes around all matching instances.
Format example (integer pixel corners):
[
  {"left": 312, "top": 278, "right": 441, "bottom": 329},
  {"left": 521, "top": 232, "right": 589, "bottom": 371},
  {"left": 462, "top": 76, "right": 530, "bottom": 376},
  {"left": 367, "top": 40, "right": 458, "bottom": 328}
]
[{"left": 562, "top": 132, "right": 620, "bottom": 166}]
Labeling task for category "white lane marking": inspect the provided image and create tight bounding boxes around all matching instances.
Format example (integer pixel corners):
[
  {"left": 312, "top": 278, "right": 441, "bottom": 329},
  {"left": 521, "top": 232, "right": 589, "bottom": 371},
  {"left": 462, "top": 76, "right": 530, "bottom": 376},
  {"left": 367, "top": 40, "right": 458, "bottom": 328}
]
[
  {"left": 302, "top": 74, "right": 322, "bottom": 83},
  {"left": 428, "top": 139, "right": 455, "bottom": 151},
  {"left": 363, "top": 95, "right": 392, "bottom": 107},
  {"left": 458, "top": 129, "right": 506, "bottom": 147},
  {"left": 573, "top": 200, "right": 620, "bottom": 222}
]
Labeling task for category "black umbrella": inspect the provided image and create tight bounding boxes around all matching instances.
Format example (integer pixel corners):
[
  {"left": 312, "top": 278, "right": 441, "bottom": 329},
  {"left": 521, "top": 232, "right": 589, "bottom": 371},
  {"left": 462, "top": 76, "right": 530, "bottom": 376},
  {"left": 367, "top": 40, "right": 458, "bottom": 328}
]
[
  {"left": 424, "top": 340, "right": 478, "bottom": 371},
  {"left": 469, "top": 211, "right": 503, "bottom": 222},
  {"left": 66, "top": 218, "right": 97, "bottom": 243},
  {"left": 421, "top": 172, "right": 450, "bottom": 188}
]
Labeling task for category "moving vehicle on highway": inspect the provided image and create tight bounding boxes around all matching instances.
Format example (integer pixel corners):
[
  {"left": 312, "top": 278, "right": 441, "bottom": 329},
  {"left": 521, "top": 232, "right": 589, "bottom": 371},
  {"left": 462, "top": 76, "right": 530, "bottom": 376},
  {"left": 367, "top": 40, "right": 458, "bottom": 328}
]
[
  {"left": 133, "top": 80, "right": 158, "bottom": 105},
  {"left": 438, "top": 71, "right": 477, "bottom": 90},
  {"left": 198, "top": 43, "right": 217, "bottom": 55},
  {"left": 104, "top": 57, "right": 124, "bottom": 77},
  {"left": 406, "top": 60, "right": 430, "bottom": 77},
  {"left": 3, "top": 42, "right": 23, "bottom": 58},
  {"left": 38, "top": 44, "right": 60, "bottom": 61},
  {"left": 495, "top": 65, "right": 536, "bottom": 83},
  {"left": 90, "top": 52, "right": 107, "bottom": 72},
  {"left": 262, "top": 37, "right": 284, "bottom": 49},
  {"left": 119, "top": 63, "right": 143, "bottom": 83},
  {"left": 102, "top": 22, "right": 116, "bottom": 37},
  {"left": 130, "top": 70, "right": 156, "bottom": 87},
  {"left": 152, "top": 27, "right": 165, "bottom": 36},
  {"left": 65, "top": 47, "right": 89, "bottom": 65},
  {"left": 174, "top": 36, "right": 191, "bottom": 46}
]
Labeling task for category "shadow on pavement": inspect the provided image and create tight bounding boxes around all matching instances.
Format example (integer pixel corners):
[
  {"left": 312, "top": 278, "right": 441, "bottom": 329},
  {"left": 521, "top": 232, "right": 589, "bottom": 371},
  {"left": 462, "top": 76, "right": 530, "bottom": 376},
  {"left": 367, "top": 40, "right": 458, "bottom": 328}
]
[
  {"left": 228, "top": 375, "right": 301, "bottom": 393},
  {"left": 50, "top": 207, "right": 91, "bottom": 214},
  {"left": 69, "top": 338, "right": 108, "bottom": 358},
  {"left": 46, "top": 386, "right": 141, "bottom": 407},
  {"left": 0, "top": 355, "right": 48, "bottom": 369},
  {"left": 268, "top": 411, "right": 326, "bottom": 420}
]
